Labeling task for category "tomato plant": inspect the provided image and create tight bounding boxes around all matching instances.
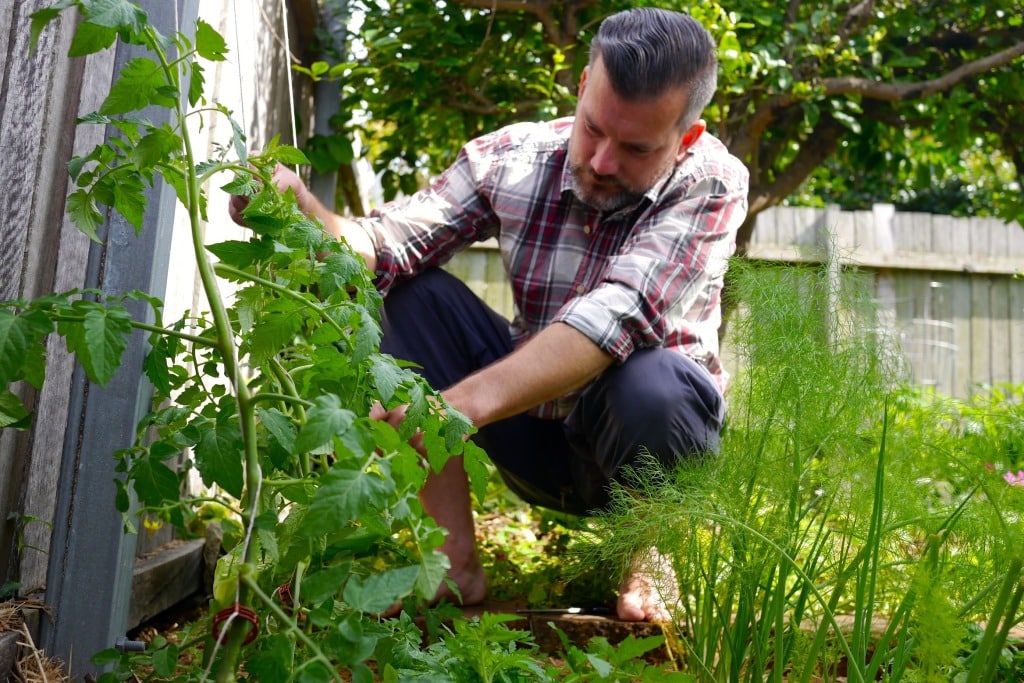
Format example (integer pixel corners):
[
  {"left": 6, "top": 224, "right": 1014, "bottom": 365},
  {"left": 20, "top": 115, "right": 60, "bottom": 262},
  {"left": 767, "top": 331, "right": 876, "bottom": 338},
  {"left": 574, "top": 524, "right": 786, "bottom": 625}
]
[{"left": 6, "top": 2, "right": 490, "bottom": 680}]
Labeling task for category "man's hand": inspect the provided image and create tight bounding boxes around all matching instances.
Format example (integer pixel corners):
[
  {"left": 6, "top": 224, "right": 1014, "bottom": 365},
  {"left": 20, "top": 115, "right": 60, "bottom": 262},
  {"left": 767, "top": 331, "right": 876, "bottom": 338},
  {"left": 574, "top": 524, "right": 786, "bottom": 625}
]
[
  {"left": 369, "top": 401, "right": 426, "bottom": 454},
  {"left": 227, "top": 163, "right": 378, "bottom": 269},
  {"left": 228, "top": 164, "right": 309, "bottom": 227}
]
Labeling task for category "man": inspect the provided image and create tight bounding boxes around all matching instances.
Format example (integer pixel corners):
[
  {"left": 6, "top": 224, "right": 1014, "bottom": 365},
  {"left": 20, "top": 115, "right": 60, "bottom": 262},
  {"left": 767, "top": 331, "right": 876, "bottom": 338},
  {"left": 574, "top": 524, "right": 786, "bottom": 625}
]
[{"left": 233, "top": 7, "right": 748, "bottom": 621}]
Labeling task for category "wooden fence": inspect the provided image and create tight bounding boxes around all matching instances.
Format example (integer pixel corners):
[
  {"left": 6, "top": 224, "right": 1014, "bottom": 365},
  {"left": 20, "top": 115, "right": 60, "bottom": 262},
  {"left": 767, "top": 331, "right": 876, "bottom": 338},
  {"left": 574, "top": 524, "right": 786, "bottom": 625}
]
[{"left": 444, "top": 204, "right": 1024, "bottom": 400}]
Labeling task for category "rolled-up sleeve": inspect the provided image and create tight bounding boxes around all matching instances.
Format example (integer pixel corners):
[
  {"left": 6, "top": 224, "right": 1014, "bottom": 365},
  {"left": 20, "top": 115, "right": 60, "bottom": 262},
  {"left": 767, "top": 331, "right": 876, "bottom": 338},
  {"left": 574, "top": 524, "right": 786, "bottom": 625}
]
[{"left": 358, "top": 142, "right": 499, "bottom": 294}]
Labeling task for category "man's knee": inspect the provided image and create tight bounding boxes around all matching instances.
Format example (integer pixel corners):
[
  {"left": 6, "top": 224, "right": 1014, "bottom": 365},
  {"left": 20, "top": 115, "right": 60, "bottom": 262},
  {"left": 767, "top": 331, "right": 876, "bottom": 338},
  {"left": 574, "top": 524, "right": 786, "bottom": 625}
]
[{"left": 568, "top": 348, "right": 725, "bottom": 472}]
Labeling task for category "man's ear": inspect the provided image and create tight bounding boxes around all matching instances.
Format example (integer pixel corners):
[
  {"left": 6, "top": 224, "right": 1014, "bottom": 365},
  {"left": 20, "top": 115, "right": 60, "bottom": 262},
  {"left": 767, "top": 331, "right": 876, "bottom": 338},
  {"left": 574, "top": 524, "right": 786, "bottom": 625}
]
[
  {"left": 578, "top": 66, "right": 589, "bottom": 96},
  {"left": 677, "top": 119, "right": 706, "bottom": 159}
]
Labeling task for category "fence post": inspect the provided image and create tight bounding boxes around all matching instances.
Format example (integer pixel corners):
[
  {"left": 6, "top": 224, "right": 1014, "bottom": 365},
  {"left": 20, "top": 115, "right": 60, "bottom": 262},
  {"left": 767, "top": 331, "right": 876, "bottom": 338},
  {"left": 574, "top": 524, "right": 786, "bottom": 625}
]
[{"left": 38, "top": 2, "right": 199, "bottom": 677}]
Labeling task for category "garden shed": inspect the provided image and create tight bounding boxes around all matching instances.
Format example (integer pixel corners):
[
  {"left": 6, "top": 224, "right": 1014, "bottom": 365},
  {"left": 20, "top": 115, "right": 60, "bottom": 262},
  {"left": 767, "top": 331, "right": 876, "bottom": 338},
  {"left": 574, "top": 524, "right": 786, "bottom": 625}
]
[{"left": 0, "top": 0, "right": 1022, "bottom": 679}]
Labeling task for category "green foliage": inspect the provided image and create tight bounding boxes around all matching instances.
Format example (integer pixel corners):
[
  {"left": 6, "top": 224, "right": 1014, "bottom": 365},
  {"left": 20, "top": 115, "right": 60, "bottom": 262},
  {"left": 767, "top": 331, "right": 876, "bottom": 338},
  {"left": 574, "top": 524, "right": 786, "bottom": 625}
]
[
  {"left": 305, "top": 0, "right": 1022, "bottom": 223},
  {"left": 574, "top": 259, "right": 1024, "bottom": 682},
  {"left": 15, "top": 2, "right": 485, "bottom": 680}
]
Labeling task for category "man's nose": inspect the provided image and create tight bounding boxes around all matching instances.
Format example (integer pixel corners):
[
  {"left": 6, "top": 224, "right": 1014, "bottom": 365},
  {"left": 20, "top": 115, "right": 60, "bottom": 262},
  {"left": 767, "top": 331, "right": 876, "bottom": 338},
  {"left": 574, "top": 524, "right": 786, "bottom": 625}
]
[{"left": 590, "top": 140, "right": 619, "bottom": 177}]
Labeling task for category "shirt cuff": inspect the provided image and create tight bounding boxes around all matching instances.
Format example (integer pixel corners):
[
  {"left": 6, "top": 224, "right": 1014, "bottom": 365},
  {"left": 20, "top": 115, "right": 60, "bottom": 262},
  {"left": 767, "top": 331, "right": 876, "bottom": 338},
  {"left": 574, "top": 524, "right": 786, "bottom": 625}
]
[{"left": 553, "top": 293, "right": 636, "bottom": 364}]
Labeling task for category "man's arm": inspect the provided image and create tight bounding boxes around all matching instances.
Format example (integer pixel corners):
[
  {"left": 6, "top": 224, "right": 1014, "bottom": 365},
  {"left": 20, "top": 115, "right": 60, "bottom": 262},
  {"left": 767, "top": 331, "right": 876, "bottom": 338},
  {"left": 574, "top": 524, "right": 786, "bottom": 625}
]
[{"left": 441, "top": 321, "right": 614, "bottom": 429}]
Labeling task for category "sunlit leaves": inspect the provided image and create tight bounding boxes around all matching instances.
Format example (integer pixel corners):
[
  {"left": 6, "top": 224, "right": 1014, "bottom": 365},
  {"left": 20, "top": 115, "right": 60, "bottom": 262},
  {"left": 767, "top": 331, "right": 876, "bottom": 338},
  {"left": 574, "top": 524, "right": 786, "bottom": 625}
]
[
  {"left": 78, "top": 0, "right": 148, "bottom": 34},
  {"left": 194, "top": 19, "right": 228, "bottom": 61},
  {"left": 295, "top": 394, "right": 356, "bottom": 454},
  {"left": 101, "top": 57, "right": 177, "bottom": 115},
  {"left": 305, "top": 458, "right": 395, "bottom": 534}
]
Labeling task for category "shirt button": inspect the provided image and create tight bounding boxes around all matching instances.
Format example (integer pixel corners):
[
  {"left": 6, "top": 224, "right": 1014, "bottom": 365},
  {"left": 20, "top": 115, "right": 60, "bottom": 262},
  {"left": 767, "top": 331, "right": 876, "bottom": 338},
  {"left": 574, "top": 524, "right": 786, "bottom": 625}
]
[
  {"left": 583, "top": 225, "right": 592, "bottom": 234},
  {"left": 576, "top": 285, "right": 586, "bottom": 295}
]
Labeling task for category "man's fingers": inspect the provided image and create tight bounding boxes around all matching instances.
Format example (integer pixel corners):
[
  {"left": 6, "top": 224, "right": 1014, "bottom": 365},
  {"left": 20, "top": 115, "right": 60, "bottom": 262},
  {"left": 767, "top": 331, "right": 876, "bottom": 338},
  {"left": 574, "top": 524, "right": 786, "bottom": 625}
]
[{"left": 228, "top": 192, "right": 250, "bottom": 226}]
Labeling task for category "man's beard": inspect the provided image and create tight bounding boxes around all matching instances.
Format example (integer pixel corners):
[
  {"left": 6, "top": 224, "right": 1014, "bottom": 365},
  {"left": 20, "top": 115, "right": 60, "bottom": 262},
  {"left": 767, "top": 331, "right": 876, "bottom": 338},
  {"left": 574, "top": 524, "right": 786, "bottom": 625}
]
[{"left": 568, "top": 160, "right": 671, "bottom": 213}]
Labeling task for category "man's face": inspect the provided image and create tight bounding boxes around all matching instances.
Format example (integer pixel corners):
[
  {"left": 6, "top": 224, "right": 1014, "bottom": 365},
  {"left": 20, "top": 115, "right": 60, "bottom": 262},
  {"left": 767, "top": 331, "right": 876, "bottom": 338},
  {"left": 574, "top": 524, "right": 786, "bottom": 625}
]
[{"left": 568, "top": 58, "right": 701, "bottom": 212}]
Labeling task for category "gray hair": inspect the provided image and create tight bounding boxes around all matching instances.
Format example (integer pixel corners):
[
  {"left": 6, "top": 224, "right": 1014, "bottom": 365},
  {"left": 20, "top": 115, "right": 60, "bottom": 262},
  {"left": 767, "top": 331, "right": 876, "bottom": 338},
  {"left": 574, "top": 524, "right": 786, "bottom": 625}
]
[{"left": 589, "top": 8, "right": 718, "bottom": 128}]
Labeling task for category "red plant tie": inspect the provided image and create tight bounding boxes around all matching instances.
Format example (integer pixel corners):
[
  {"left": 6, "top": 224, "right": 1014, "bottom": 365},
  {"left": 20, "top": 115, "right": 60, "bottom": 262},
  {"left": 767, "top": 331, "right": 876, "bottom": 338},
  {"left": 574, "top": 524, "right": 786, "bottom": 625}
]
[{"left": 211, "top": 603, "right": 259, "bottom": 646}]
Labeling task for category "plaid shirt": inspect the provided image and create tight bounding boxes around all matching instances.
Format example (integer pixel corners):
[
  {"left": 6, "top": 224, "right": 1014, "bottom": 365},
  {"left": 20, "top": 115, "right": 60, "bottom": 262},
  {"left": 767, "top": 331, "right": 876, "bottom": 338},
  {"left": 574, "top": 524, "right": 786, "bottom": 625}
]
[{"left": 359, "top": 117, "right": 749, "bottom": 418}]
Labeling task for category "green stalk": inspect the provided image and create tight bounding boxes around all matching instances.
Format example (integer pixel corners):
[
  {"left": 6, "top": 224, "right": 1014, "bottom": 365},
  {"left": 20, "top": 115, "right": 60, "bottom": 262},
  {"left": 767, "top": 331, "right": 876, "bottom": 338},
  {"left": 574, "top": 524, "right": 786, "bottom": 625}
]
[
  {"left": 50, "top": 313, "right": 217, "bottom": 347},
  {"left": 212, "top": 263, "right": 348, "bottom": 338},
  {"left": 852, "top": 408, "right": 888, "bottom": 673},
  {"left": 148, "top": 28, "right": 260, "bottom": 682},
  {"left": 967, "top": 557, "right": 1023, "bottom": 683},
  {"left": 241, "top": 573, "right": 343, "bottom": 681}
]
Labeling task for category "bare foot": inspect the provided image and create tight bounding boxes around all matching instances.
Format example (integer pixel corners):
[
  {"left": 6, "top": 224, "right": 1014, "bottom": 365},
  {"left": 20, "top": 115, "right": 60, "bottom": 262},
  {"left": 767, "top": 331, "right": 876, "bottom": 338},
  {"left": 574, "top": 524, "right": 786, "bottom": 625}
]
[
  {"left": 434, "top": 555, "right": 488, "bottom": 608},
  {"left": 616, "top": 548, "right": 678, "bottom": 622},
  {"left": 381, "top": 549, "right": 488, "bottom": 618}
]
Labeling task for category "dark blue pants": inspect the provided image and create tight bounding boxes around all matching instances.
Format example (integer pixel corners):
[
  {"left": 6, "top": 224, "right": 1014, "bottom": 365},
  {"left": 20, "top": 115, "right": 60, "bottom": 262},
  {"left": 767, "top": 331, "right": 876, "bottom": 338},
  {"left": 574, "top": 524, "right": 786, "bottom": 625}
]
[{"left": 380, "top": 268, "right": 725, "bottom": 515}]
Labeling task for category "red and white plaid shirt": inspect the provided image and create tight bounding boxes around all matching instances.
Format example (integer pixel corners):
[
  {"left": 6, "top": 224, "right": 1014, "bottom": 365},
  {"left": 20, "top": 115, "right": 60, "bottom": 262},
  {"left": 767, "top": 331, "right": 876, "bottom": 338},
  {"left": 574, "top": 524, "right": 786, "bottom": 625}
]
[{"left": 360, "top": 117, "right": 749, "bottom": 418}]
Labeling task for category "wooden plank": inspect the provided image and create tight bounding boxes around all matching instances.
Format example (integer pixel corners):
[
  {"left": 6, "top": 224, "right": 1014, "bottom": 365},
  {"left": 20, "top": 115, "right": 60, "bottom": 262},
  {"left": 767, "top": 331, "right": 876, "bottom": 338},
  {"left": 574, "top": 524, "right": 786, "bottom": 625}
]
[
  {"left": 948, "top": 273, "right": 974, "bottom": 397},
  {"left": 1009, "top": 222, "right": 1024, "bottom": 260},
  {"left": 751, "top": 204, "right": 778, "bottom": 248},
  {"left": 931, "top": 214, "right": 955, "bottom": 257},
  {"left": 1010, "top": 278, "right": 1024, "bottom": 386},
  {"left": 969, "top": 275, "right": 994, "bottom": 393},
  {"left": 16, "top": 45, "right": 117, "bottom": 596},
  {"left": 985, "top": 217, "right": 1012, "bottom": 262},
  {"left": 988, "top": 275, "right": 1012, "bottom": 388},
  {"left": 129, "top": 539, "right": 205, "bottom": 629},
  {"left": 0, "top": 0, "right": 63, "bottom": 302}
]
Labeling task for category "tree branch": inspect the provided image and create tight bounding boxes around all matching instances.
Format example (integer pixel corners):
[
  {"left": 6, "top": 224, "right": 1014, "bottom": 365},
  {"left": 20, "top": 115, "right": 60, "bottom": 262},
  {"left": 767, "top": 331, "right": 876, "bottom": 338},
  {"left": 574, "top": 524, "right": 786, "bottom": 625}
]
[
  {"left": 745, "top": 112, "right": 846, "bottom": 218},
  {"left": 732, "top": 40, "right": 1024, "bottom": 159}
]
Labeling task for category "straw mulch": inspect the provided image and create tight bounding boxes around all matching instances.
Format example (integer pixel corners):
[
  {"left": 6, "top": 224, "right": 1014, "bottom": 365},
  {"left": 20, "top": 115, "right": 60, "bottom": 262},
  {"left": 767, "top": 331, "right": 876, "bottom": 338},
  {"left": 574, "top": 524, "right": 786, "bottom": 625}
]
[{"left": 0, "top": 599, "right": 68, "bottom": 683}]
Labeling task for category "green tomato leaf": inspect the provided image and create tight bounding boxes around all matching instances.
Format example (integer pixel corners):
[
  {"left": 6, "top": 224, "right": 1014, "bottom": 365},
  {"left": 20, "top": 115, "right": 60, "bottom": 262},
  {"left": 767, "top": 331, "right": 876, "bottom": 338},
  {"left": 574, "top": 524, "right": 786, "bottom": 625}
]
[
  {"left": 194, "top": 419, "right": 244, "bottom": 498},
  {"left": 305, "top": 459, "right": 394, "bottom": 534},
  {"left": 30, "top": 0, "right": 83, "bottom": 53},
  {"left": 0, "top": 309, "right": 52, "bottom": 387},
  {"left": 130, "top": 457, "right": 180, "bottom": 507},
  {"left": 150, "top": 643, "right": 180, "bottom": 678},
  {"left": 108, "top": 171, "right": 148, "bottom": 232},
  {"left": 258, "top": 407, "right": 297, "bottom": 453},
  {"left": 66, "top": 190, "right": 104, "bottom": 242},
  {"left": 244, "top": 634, "right": 292, "bottom": 683},
  {"left": 59, "top": 303, "right": 132, "bottom": 386},
  {"left": 142, "top": 343, "right": 171, "bottom": 396},
  {"left": 68, "top": 21, "right": 118, "bottom": 57},
  {"left": 0, "top": 390, "right": 30, "bottom": 429},
  {"left": 268, "top": 145, "right": 309, "bottom": 166},
  {"left": 300, "top": 562, "right": 351, "bottom": 604},
  {"left": 318, "top": 252, "right": 363, "bottom": 300},
  {"left": 195, "top": 19, "right": 229, "bottom": 61},
  {"left": 294, "top": 395, "right": 355, "bottom": 454},
  {"left": 132, "top": 125, "right": 179, "bottom": 169},
  {"left": 79, "top": 0, "right": 149, "bottom": 33},
  {"left": 343, "top": 566, "right": 419, "bottom": 614},
  {"left": 352, "top": 308, "right": 381, "bottom": 363},
  {"left": 188, "top": 60, "right": 205, "bottom": 107},
  {"left": 415, "top": 549, "right": 450, "bottom": 600},
  {"left": 206, "top": 239, "right": 274, "bottom": 269},
  {"left": 246, "top": 308, "right": 305, "bottom": 366},
  {"left": 462, "top": 439, "right": 491, "bottom": 505},
  {"left": 369, "top": 356, "right": 408, "bottom": 404},
  {"left": 100, "top": 57, "right": 176, "bottom": 115}
]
